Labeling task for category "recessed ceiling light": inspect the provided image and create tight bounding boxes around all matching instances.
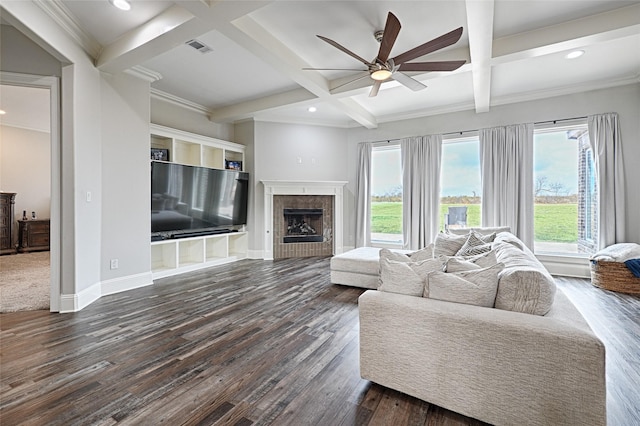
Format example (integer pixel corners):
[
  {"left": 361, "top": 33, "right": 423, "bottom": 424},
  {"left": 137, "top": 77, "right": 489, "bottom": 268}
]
[
  {"left": 307, "top": 106, "right": 317, "bottom": 113},
  {"left": 0, "top": 110, "right": 6, "bottom": 115},
  {"left": 109, "top": 0, "right": 131, "bottom": 11},
  {"left": 565, "top": 50, "right": 584, "bottom": 59}
]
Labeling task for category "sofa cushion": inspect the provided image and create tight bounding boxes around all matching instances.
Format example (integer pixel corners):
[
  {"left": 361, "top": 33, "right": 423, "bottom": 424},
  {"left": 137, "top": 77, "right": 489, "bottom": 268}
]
[
  {"left": 378, "top": 256, "right": 443, "bottom": 297},
  {"left": 434, "top": 232, "right": 468, "bottom": 257},
  {"left": 493, "top": 241, "right": 557, "bottom": 315},
  {"left": 380, "top": 244, "right": 434, "bottom": 263},
  {"left": 445, "top": 250, "right": 498, "bottom": 272},
  {"left": 424, "top": 263, "right": 504, "bottom": 307},
  {"left": 330, "top": 247, "right": 411, "bottom": 275},
  {"left": 448, "top": 226, "right": 511, "bottom": 236}
]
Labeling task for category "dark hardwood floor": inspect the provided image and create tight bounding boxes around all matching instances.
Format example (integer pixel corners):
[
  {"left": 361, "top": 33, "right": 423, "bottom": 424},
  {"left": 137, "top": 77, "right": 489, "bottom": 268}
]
[{"left": 1, "top": 257, "right": 638, "bottom": 425}]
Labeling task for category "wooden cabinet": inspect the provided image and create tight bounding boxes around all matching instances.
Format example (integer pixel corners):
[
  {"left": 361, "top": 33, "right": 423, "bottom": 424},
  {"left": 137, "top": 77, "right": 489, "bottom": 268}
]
[
  {"left": 18, "top": 219, "right": 50, "bottom": 252},
  {"left": 0, "top": 192, "right": 17, "bottom": 255}
]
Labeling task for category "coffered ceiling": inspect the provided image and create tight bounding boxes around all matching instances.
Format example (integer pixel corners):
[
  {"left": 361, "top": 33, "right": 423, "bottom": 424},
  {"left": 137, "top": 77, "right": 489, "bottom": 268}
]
[{"left": 3, "top": 0, "right": 640, "bottom": 129}]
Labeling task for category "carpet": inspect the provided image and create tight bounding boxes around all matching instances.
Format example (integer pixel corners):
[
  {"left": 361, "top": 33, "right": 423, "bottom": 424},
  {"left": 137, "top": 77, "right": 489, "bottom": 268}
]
[{"left": 0, "top": 252, "right": 50, "bottom": 313}]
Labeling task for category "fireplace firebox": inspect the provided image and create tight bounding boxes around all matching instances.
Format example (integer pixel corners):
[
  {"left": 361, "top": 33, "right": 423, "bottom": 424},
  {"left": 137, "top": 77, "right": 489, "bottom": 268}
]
[{"left": 283, "top": 208, "right": 323, "bottom": 243}]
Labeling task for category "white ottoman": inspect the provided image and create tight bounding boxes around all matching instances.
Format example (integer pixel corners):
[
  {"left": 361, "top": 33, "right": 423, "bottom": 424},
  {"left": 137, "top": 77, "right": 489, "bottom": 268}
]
[{"left": 330, "top": 247, "right": 412, "bottom": 289}]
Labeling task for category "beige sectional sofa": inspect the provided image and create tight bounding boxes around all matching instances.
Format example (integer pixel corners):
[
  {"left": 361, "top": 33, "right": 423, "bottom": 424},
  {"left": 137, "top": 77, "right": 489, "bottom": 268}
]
[{"left": 346, "top": 231, "right": 606, "bottom": 425}]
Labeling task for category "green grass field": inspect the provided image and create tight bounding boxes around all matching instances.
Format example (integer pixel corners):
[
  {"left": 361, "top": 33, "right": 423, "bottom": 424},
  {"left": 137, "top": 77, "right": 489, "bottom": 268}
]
[{"left": 371, "top": 202, "right": 578, "bottom": 242}]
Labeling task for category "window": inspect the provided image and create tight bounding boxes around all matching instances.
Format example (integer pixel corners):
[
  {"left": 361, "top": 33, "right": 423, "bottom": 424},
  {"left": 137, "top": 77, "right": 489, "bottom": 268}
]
[
  {"left": 440, "top": 137, "right": 482, "bottom": 231},
  {"left": 371, "top": 144, "right": 402, "bottom": 245},
  {"left": 533, "top": 122, "right": 596, "bottom": 255}
]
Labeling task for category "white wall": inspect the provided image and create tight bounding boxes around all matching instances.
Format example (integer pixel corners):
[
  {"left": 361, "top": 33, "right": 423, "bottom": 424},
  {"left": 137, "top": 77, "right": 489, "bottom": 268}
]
[
  {"left": 250, "top": 121, "right": 349, "bottom": 255},
  {"left": 0, "top": 125, "right": 51, "bottom": 225},
  {"left": 151, "top": 97, "right": 234, "bottom": 141},
  {"left": 2, "top": 1, "right": 154, "bottom": 308},
  {"left": 100, "top": 72, "right": 151, "bottom": 283},
  {"left": 346, "top": 83, "right": 640, "bottom": 246}
]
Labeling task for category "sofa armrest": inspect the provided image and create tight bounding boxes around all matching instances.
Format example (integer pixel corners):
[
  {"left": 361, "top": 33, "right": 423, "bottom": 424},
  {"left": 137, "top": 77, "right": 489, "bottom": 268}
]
[{"left": 358, "top": 290, "right": 606, "bottom": 426}]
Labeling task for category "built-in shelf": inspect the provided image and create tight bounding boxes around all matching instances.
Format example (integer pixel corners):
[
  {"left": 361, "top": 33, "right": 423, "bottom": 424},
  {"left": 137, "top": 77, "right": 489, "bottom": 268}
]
[
  {"left": 151, "top": 232, "right": 248, "bottom": 279},
  {"left": 150, "top": 124, "right": 249, "bottom": 279},
  {"left": 150, "top": 124, "right": 245, "bottom": 170}
]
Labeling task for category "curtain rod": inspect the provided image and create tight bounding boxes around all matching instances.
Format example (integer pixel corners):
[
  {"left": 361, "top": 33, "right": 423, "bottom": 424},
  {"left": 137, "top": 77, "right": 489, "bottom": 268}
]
[
  {"left": 363, "top": 116, "right": 589, "bottom": 142},
  {"left": 442, "top": 116, "right": 588, "bottom": 137}
]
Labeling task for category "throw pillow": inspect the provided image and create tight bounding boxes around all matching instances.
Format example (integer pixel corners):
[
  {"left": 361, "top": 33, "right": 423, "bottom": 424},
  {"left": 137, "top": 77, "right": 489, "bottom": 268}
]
[
  {"left": 434, "top": 232, "right": 468, "bottom": 257},
  {"left": 379, "top": 245, "right": 434, "bottom": 263},
  {"left": 456, "top": 231, "right": 493, "bottom": 256},
  {"left": 424, "top": 263, "right": 504, "bottom": 307},
  {"left": 378, "top": 257, "right": 443, "bottom": 297},
  {"left": 444, "top": 250, "right": 498, "bottom": 272},
  {"left": 447, "top": 226, "right": 510, "bottom": 236}
]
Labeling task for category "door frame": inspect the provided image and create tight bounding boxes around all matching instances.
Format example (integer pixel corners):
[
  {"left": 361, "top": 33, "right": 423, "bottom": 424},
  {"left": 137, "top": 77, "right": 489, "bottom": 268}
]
[{"left": 1, "top": 71, "right": 61, "bottom": 312}]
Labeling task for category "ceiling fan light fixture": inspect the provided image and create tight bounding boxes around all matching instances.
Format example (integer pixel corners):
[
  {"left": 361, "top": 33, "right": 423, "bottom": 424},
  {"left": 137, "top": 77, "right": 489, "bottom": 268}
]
[
  {"left": 371, "top": 69, "right": 392, "bottom": 81},
  {"left": 109, "top": 0, "right": 131, "bottom": 11},
  {"left": 565, "top": 50, "right": 584, "bottom": 59}
]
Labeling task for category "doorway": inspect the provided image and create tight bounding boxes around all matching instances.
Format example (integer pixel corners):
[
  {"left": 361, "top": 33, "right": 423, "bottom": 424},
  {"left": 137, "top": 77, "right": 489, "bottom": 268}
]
[{"left": 0, "top": 74, "right": 61, "bottom": 312}]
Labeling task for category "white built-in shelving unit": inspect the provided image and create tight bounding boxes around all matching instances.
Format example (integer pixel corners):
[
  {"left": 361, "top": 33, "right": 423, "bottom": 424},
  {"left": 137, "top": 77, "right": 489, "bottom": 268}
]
[{"left": 149, "top": 124, "right": 247, "bottom": 279}]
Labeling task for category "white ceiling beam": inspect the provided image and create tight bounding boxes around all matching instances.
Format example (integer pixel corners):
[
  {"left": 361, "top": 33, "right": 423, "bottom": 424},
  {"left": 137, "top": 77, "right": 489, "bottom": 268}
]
[
  {"left": 96, "top": 5, "right": 200, "bottom": 73},
  {"left": 96, "top": 1, "right": 272, "bottom": 74},
  {"left": 465, "top": 0, "right": 494, "bottom": 114},
  {"left": 219, "top": 14, "right": 378, "bottom": 128},
  {"left": 209, "top": 87, "right": 317, "bottom": 122},
  {"left": 492, "top": 3, "right": 640, "bottom": 64}
]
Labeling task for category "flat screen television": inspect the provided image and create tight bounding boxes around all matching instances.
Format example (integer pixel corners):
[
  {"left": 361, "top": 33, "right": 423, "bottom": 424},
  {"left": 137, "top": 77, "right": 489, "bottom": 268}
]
[{"left": 151, "top": 161, "right": 249, "bottom": 238}]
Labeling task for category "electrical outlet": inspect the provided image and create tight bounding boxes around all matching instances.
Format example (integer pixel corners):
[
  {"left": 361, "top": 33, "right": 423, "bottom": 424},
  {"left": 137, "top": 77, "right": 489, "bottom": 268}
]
[{"left": 110, "top": 259, "right": 119, "bottom": 270}]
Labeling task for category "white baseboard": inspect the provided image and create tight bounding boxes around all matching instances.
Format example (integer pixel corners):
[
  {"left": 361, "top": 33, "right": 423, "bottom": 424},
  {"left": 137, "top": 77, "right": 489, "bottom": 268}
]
[
  {"left": 247, "top": 249, "right": 263, "bottom": 259},
  {"left": 102, "top": 272, "right": 153, "bottom": 296},
  {"left": 536, "top": 254, "right": 591, "bottom": 278},
  {"left": 59, "top": 272, "right": 154, "bottom": 313},
  {"left": 60, "top": 281, "right": 101, "bottom": 313}
]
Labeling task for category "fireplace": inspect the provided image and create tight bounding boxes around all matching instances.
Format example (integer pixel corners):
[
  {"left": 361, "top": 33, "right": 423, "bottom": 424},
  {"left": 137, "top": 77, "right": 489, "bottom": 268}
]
[
  {"left": 283, "top": 208, "right": 324, "bottom": 243},
  {"left": 262, "top": 180, "right": 347, "bottom": 260},
  {"left": 272, "top": 195, "right": 333, "bottom": 259}
]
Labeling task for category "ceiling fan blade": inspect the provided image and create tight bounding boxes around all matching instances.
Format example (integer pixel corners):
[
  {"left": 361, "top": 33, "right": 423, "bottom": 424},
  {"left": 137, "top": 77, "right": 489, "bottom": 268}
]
[
  {"left": 303, "top": 68, "right": 369, "bottom": 72},
  {"left": 317, "top": 35, "right": 372, "bottom": 66},
  {"left": 369, "top": 81, "right": 382, "bottom": 97},
  {"left": 392, "top": 27, "right": 464, "bottom": 65},
  {"left": 330, "top": 72, "right": 371, "bottom": 92},
  {"left": 392, "top": 72, "right": 427, "bottom": 92},
  {"left": 399, "top": 60, "right": 466, "bottom": 72},
  {"left": 376, "top": 12, "right": 401, "bottom": 63}
]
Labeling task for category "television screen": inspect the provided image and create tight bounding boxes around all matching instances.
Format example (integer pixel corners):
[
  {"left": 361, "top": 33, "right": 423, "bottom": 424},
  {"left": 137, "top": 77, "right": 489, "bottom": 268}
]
[{"left": 151, "top": 161, "right": 249, "bottom": 236}]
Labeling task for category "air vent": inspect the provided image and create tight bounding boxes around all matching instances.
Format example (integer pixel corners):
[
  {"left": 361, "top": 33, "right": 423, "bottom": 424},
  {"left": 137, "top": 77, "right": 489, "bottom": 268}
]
[{"left": 185, "top": 39, "right": 213, "bottom": 54}]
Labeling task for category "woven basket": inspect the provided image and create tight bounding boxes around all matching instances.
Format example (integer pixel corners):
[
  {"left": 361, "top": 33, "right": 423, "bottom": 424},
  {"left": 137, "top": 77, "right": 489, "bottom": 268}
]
[{"left": 590, "top": 260, "right": 640, "bottom": 294}]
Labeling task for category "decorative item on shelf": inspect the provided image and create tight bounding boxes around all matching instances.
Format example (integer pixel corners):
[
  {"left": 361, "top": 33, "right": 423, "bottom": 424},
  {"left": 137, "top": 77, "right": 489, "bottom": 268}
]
[
  {"left": 151, "top": 148, "right": 170, "bottom": 161},
  {"left": 22, "top": 210, "right": 28, "bottom": 221},
  {"left": 225, "top": 160, "right": 242, "bottom": 170},
  {"left": 31, "top": 211, "right": 36, "bottom": 220}
]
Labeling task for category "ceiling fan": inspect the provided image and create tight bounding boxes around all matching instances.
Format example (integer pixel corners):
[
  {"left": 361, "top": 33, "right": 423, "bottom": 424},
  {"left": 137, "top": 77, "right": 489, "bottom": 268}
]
[{"left": 306, "top": 12, "right": 466, "bottom": 97}]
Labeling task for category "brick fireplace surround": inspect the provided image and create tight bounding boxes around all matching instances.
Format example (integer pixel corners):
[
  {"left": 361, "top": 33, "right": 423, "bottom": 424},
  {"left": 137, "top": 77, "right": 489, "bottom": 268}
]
[{"left": 262, "top": 181, "right": 347, "bottom": 260}]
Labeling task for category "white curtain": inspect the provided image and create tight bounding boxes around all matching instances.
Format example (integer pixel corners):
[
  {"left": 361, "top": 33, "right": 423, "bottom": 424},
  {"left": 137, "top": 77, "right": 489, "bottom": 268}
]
[
  {"left": 588, "top": 113, "right": 626, "bottom": 248},
  {"left": 480, "top": 123, "right": 534, "bottom": 248},
  {"left": 401, "top": 135, "right": 443, "bottom": 250},
  {"left": 355, "top": 142, "right": 372, "bottom": 247}
]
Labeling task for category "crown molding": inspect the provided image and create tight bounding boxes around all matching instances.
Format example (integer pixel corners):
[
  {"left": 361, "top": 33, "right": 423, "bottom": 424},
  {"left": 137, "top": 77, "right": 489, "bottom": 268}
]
[
  {"left": 150, "top": 88, "right": 211, "bottom": 115},
  {"left": 124, "top": 66, "right": 163, "bottom": 83},
  {"left": 34, "top": 0, "right": 102, "bottom": 59}
]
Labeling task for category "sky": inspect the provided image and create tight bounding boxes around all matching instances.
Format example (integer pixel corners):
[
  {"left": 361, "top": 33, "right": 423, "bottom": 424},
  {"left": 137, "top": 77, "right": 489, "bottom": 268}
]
[{"left": 371, "top": 131, "right": 580, "bottom": 197}]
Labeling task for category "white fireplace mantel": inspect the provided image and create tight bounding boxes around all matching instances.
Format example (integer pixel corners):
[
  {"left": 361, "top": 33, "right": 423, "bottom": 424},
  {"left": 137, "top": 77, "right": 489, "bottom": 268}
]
[{"left": 262, "top": 180, "right": 347, "bottom": 260}]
